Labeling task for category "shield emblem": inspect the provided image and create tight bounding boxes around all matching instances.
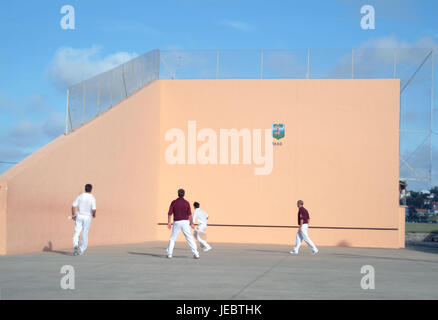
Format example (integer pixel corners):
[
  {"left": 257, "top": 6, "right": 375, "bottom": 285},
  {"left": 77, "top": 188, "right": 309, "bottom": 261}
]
[{"left": 272, "top": 123, "right": 285, "bottom": 140}]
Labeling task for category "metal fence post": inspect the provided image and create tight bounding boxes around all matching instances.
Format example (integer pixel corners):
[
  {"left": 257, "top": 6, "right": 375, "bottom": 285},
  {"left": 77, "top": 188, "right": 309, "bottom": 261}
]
[
  {"left": 142, "top": 53, "right": 146, "bottom": 85},
  {"left": 430, "top": 50, "right": 434, "bottom": 181},
  {"left": 110, "top": 70, "right": 113, "bottom": 107},
  {"left": 122, "top": 64, "right": 128, "bottom": 98},
  {"left": 216, "top": 50, "right": 220, "bottom": 79},
  {"left": 82, "top": 82, "right": 85, "bottom": 125},
  {"left": 307, "top": 48, "right": 311, "bottom": 79},
  {"left": 65, "top": 89, "right": 70, "bottom": 135},
  {"left": 352, "top": 48, "right": 355, "bottom": 79},
  {"left": 156, "top": 49, "right": 160, "bottom": 79},
  {"left": 260, "top": 50, "right": 264, "bottom": 79},
  {"left": 97, "top": 77, "right": 101, "bottom": 115},
  {"left": 122, "top": 65, "right": 128, "bottom": 98},
  {"left": 131, "top": 58, "right": 134, "bottom": 89}
]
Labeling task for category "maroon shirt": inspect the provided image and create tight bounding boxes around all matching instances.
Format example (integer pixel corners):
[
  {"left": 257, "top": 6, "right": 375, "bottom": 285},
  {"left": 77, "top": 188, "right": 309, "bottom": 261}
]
[
  {"left": 168, "top": 197, "right": 192, "bottom": 221},
  {"left": 298, "top": 207, "right": 310, "bottom": 225}
]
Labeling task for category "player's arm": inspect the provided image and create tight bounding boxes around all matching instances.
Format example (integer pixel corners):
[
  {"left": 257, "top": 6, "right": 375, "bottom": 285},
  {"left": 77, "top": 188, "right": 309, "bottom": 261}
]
[
  {"left": 167, "top": 202, "right": 174, "bottom": 229},
  {"left": 71, "top": 206, "right": 78, "bottom": 220},
  {"left": 188, "top": 205, "right": 194, "bottom": 228},
  {"left": 72, "top": 197, "right": 79, "bottom": 220},
  {"left": 192, "top": 211, "right": 197, "bottom": 224},
  {"left": 92, "top": 198, "right": 97, "bottom": 218},
  {"left": 298, "top": 208, "right": 303, "bottom": 231}
]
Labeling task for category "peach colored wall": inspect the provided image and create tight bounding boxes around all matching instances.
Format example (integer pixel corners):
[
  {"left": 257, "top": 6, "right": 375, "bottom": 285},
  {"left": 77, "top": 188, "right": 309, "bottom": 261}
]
[
  {"left": 157, "top": 79, "right": 402, "bottom": 248},
  {"left": 0, "top": 79, "right": 403, "bottom": 254},
  {"left": 0, "top": 82, "right": 161, "bottom": 254}
]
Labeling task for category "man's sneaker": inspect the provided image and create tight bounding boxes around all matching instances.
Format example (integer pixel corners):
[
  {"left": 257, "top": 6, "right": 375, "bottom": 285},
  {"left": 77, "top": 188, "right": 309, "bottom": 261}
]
[
  {"left": 311, "top": 250, "right": 319, "bottom": 255},
  {"left": 193, "top": 254, "right": 200, "bottom": 259},
  {"left": 203, "top": 246, "right": 212, "bottom": 252},
  {"left": 167, "top": 254, "right": 172, "bottom": 259},
  {"left": 290, "top": 250, "right": 298, "bottom": 255},
  {"left": 73, "top": 247, "right": 79, "bottom": 256},
  {"left": 79, "top": 250, "right": 84, "bottom": 256}
]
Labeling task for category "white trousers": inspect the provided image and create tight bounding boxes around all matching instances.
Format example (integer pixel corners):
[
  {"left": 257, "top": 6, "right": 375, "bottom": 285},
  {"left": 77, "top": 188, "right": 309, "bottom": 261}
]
[
  {"left": 293, "top": 224, "right": 318, "bottom": 252},
  {"left": 73, "top": 215, "right": 92, "bottom": 253},
  {"left": 167, "top": 220, "right": 199, "bottom": 256},
  {"left": 194, "top": 224, "right": 211, "bottom": 249}
]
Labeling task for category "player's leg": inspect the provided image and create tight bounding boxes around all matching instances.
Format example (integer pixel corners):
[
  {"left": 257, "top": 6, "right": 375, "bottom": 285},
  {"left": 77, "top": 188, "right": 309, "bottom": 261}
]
[
  {"left": 197, "top": 224, "right": 211, "bottom": 251},
  {"left": 73, "top": 216, "right": 83, "bottom": 255},
  {"left": 167, "top": 221, "right": 182, "bottom": 257},
  {"left": 79, "top": 216, "right": 91, "bottom": 254},
  {"left": 291, "top": 229, "right": 303, "bottom": 254},
  {"left": 301, "top": 224, "right": 318, "bottom": 253},
  {"left": 181, "top": 220, "right": 199, "bottom": 258}
]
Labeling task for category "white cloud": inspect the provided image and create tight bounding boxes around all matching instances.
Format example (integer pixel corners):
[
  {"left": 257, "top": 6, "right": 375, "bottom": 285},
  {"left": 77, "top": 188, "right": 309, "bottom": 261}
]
[
  {"left": 47, "top": 46, "right": 138, "bottom": 90},
  {"left": 0, "top": 147, "right": 27, "bottom": 162},
  {"left": 42, "top": 112, "right": 65, "bottom": 137},
  {"left": 5, "top": 120, "right": 44, "bottom": 147},
  {"left": 263, "top": 51, "right": 308, "bottom": 78},
  {"left": 0, "top": 94, "right": 52, "bottom": 114},
  {"left": 220, "top": 20, "right": 253, "bottom": 32},
  {"left": 2, "top": 111, "right": 65, "bottom": 148},
  {"left": 0, "top": 108, "right": 65, "bottom": 174}
]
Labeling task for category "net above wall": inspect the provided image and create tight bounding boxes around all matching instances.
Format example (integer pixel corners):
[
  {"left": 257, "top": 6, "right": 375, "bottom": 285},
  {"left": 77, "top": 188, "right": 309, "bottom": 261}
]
[{"left": 66, "top": 48, "right": 435, "bottom": 184}]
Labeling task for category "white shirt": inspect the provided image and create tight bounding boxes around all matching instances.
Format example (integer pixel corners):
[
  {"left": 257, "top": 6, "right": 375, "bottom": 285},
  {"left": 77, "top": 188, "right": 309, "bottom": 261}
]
[
  {"left": 193, "top": 208, "right": 208, "bottom": 225},
  {"left": 73, "top": 193, "right": 96, "bottom": 217}
]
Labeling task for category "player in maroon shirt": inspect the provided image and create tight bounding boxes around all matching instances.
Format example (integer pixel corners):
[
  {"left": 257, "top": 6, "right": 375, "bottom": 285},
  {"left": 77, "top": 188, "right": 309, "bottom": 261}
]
[
  {"left": 166, "top": 189, "right": 200, "bottom": 259},
  {"left": 290, "top": 200, "right": 319, "bottom": 255}
]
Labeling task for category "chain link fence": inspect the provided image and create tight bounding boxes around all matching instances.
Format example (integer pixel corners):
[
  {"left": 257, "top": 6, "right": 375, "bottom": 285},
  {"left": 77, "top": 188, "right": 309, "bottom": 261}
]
[
  {"left": 66, "top": 49, "right": 160, "bottom": 133},
  {"left": 66, "top": 48, "right": 435, "bottom": 184}
]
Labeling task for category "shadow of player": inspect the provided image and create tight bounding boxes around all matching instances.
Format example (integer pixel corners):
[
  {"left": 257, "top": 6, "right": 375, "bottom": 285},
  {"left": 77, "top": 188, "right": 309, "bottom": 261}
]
[
  {"left": 42, "top": 241, "right": 73, "bottom": 256},
  {"left": 128, "top": 252, "right": 190, "bottom": 259}
]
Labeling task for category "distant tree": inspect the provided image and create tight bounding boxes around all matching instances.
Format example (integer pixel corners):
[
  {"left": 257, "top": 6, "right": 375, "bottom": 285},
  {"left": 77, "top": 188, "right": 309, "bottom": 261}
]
[
  {"left": 407, "top": 207, "right": 419, "bottom": 222},
  {"left": 430, "top": 186, "right": 438, "bottom": 201},
  {"left": 406, "top": 195, "right": 424, "bottom": 209}
]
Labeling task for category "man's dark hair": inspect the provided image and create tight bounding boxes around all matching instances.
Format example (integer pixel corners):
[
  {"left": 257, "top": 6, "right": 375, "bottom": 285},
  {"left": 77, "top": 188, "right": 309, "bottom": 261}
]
[
  {"left": 85, "top": 184, "right": 93, "bottom": 193},
  {"left": 193, "top": 202, "right": 200, "bottom": 208},
  {"left": 178, "top": 189, "right": 185, "bottom": 197},
  {"left": 297, "top": 200, "right": 304, "bottom": 206}
]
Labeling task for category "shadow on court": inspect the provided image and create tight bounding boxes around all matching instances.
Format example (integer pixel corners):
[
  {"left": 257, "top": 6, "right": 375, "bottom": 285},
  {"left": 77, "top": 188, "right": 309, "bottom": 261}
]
[
  {"left": 2, "top": 241, "right": 438, "bottom": 299},
  {"left": 245, "top": 249, "right": 289, "bottom": 254},
  {"left": 127, "top": 252, "right": 193, "bottom": 259},
  {"left": 42, "top": 241, "right": 73, "bottom": 256}
]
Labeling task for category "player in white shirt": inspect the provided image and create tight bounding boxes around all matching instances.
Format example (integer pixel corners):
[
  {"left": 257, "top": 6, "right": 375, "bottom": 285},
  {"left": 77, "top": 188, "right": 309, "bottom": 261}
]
[
  {"left": 192, "top": 202, "right": 212, "bottom": 252},
  {"left": 71, "top": 184, "right": 97, "bottom": 256}
]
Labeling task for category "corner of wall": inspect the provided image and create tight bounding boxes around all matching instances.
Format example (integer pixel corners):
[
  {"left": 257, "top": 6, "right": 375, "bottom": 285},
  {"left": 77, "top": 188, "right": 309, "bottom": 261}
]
[
  {"left": 399, "top": 206, "right": 406, "bottom": 248},
  {"left": 0, "top": 181, "right": 7, "bottom": 254}
]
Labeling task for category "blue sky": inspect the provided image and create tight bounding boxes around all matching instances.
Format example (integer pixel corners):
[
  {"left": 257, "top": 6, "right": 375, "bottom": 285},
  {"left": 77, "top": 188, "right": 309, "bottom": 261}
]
[{"left": 1, "top": 0, "right": 438, "bottom": 190}]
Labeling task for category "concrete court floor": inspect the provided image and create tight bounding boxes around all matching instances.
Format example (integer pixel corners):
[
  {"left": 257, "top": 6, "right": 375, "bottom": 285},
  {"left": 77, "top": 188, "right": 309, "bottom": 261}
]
[{"left": 0, "top": 241, "right": 437, "bottom": 300}]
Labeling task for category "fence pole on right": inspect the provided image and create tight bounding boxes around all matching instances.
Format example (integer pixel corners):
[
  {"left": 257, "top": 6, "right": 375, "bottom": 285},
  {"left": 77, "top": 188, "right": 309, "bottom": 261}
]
[{"left": 307, "top": 48, "right": 310, "bottom": 79}]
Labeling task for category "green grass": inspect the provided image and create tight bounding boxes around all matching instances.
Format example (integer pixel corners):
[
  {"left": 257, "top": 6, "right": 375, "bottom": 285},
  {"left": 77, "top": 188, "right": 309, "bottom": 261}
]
[{"left": 406, "top": 222, "right": 438, "bottom": 233}]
